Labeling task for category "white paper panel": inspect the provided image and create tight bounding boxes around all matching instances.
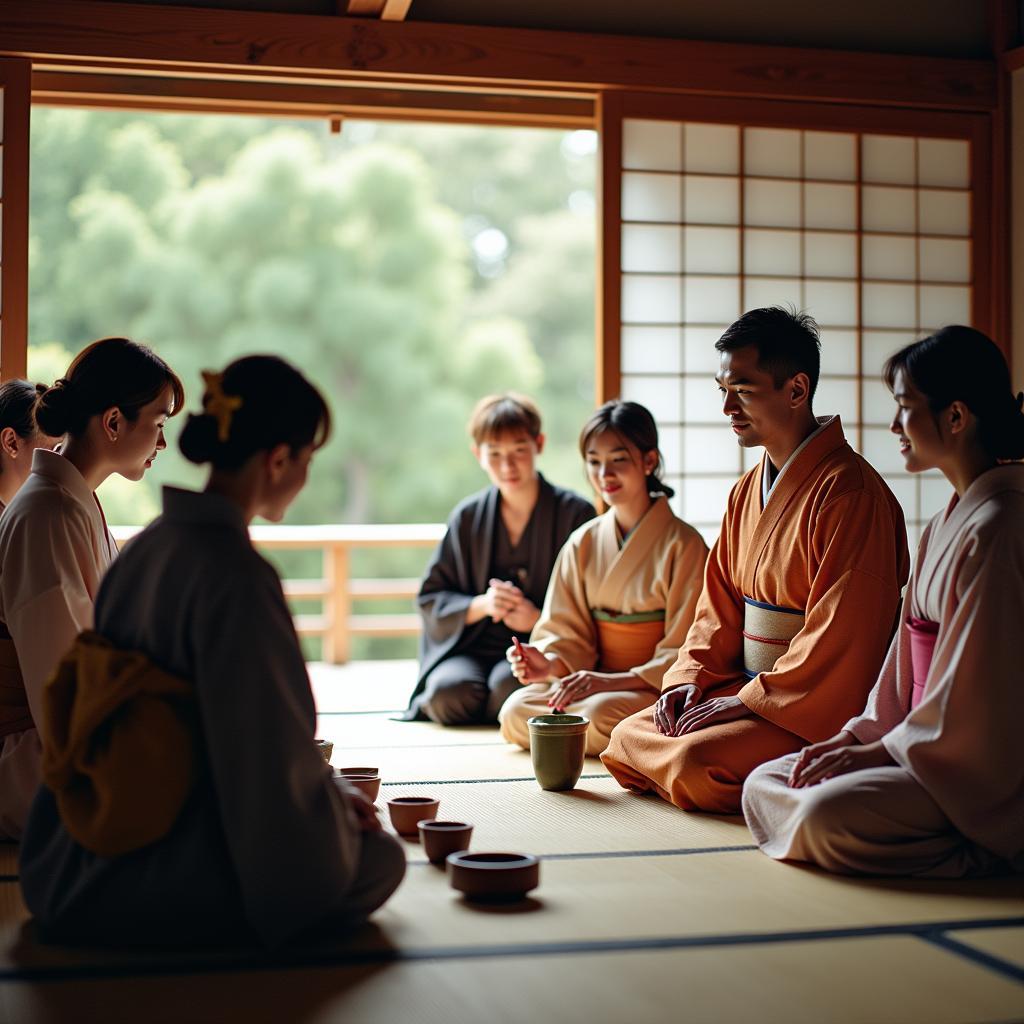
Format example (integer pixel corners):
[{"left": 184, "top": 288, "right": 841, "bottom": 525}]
[
  {"left": 918, "top": 285, "right": 971, "bottom": 329},
  {"left": 684, "top": 226, "right": 740, "bottom": 274},
  {"left": 684, "top": 326, "right": 728, "bottom": 373},
  {"left": 918, "top": 189, "right": 970, "bottom": 237},
  {"left": 683, "top": 425, "right": 741, "bottom": 472},
  {"left": 623, "top": 119, "right": 683, "bottom": 172},
  {"left": 804, "top": 183, "right": 857, "bottom": 230},
  {"left": 920, "top": 474, "right": 954, "bottom": 517},
  {"left": 684, "top": 175, "right": 740, "bottom": 225},
  {"left": 861, "top": 425, "right": 909, "bottom": 474},
  {"left": 681, "top": 474, "right": 735, "bottom": 523},
  {"left": 744, "top": 229, "right": 801, "bottom": 276},
  {"left": 658, "top": 425, "right": 682, "bottom": 472},
  {"left": 622, "top": 326, "right": 684, "bottom": 375},
  {"left": 804, "top": 279, "right": 858, "bottom": 326},
  {"left": 684, "top": 375, "right": 726, "bottom": 421},
  {"left": 685, "top": 275, "right": 740, "bottom": 323},
  {"left": 818, "top": 329, "right": 859, "bottom": 374},
  {"left": 862, "top": 282, "right": 917, "bottom": 328},
  {"left": 862, "top": 378, "right": 896, "bottom": 424},
  {"left": 917, "top": 138, "right": 969, "bottom": 189},
  {"left": 882, "top": 473, "right": 917, "bottom": 515},
  {"left": 684, "top": 123, "right": 740, "bottom": 174},
  {"left": 744, "top": 179, "right": 801, "bottom": 228},
  {"left": 804, "top": 232, "right": 857, "bottom": 278},
  {"left": 695, "top": 522, "right": 723, "bottom": 546},
  {"left": 744, "top": 127, "right": 801, "bottom": 179},
  {"left": 862, "top": 330, "right": 917, "bottom": 373},
  {"left": 743, "top": 277, "right": 803, "bottom": 314},
  {"left": 620, "top": 374, "right": 682, "bottom": 421},
  {"left": 621, "top": 224, "right": 682, "bottom": 273},
  {"left": 814, "top": 377, "right": 858, "bottom": 424},
  {"left": 918, "top": 238, "right": 970, "bottom": 283},
  {"left": 861, "top": 134, "right": 916, "bottom": 185},
  {"left": 862, "top": 234, "right": 916, "bottom": 281},
  {"left": 804, "top": 131, "right": 856, "bottom": 182},
  {"left": 621, "top": 274, "right": 682, "bottom": 323},
  {"left": 622, "top": 172, "right": 682, "bottom": 222},
  {"left": 862, "top": 186, "right": 916, "bottom": 233}
]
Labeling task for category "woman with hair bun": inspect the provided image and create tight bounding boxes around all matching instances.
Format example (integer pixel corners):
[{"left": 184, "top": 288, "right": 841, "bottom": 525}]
[
  {"left": 501, "top": 401, "right": 708, "bottom": 756},
  {"left": 20, "top": 355, "right": 405, "bottom": 947},
  {"left": 0, "top": 339, "right": 182, "bottom": 839},
  {"left": 744, "top": 326, "right": 1024, "bottom": 877},
  {"left": 0, "top": 380, "right": 61, "bottom": 507}
]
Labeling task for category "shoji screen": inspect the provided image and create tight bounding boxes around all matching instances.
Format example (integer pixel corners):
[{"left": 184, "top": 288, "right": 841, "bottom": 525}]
[
  {"left": 0, "top": 58, "right": 30, "bottom": 380},
  {"left": 603, "top": 97, "right": 989, "bottom": 548}
]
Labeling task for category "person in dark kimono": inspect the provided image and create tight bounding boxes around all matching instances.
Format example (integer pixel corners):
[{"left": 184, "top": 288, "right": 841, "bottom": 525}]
[
  {"left": 405, "top": 393, "right": 594, "bottom": 725},
  {"left": 19, "top": 356, "right": 405, "bottom": 947}
]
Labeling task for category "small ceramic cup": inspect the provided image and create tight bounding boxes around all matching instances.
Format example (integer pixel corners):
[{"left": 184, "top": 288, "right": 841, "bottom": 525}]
[
  {"left": 447, "top": 852, "right": 540, "bottom": 902},
  {"left": 315, "top": 739, "right": 334, "bottom": 763},
  {"left": 337, "top": 766, "right": 380, "bottom": 778},
  {"left": 527, "top": 714, "right": 589, "bottom": 791},
  {"left": 387, "top": 796, "right": 441, "bottom": 836},
  {"left": 418, "top": 820, "right": 473, "bottom": 864},
  {"left": 343, "top": 774, "right": 382, "bottom": 803}
]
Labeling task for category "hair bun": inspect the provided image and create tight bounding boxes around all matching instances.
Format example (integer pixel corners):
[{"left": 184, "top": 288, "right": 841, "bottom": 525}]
[
  {"left": 178, "top": 411, "right": 221, "bottom": 466},
  {"left": 35, "top": 378, "right": 84, "bottom": 437}
]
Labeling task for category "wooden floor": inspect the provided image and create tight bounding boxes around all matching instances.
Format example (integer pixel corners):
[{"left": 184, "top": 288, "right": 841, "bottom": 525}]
[{"left": 0, "top": 660, "right": 1021, "bottom": 1024}]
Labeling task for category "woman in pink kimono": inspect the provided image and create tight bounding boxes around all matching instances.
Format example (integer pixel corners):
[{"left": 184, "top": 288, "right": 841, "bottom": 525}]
[
  {"left": 742, "top": 326, "right": 1024, "bottom": 877},
  {"left": 0, "top": 338, "right": 183, "bottom": 838}
]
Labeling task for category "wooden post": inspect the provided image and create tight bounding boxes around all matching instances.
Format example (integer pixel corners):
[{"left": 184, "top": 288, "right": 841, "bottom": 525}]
[{"left": 323, "top": 543, "right": 351, "bottom": 664}]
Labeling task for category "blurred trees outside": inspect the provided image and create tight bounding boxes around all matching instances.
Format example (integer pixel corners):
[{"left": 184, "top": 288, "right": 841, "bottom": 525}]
[{"left": 27, "top": 109, "right": 596, "bottom": 657}]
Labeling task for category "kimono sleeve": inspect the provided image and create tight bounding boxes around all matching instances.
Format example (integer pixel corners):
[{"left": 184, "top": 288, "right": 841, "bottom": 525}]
[
  {"left": 737, "top": 489, "right": 906, "bottom": 743},
  {"left": 530, "top": 533, "right": 598, "bottom": 674},
  {"left": 660, "top": 502, "right": 744, "bottom": 696},
  {"left": 416, "top": 517, "right": 475, "bottom": 647},
  {"left": 5, "top": 506, "right": 99, "bottom": 725},
  {"left": 630, "top": 531, "right": 708, "bottom": 690},
  {"left": 191, "top": 561, "right": 362, "bottom": 945}
]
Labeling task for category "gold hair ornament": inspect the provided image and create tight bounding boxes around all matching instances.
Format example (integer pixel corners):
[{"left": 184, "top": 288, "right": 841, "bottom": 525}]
[{"left": 201, "top": 371, "right": 243, "bottom": 443}]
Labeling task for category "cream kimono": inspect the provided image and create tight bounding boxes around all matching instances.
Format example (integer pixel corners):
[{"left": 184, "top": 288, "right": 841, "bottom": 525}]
[
  {"left": 0, "top": 449, "right": 117, "bottom": 839},
  {"left": 743, "top": 464, "right": 1024, "bottom": 877},
  {"left": 499, "top": 497, "right": 707, "bottom": 756}
]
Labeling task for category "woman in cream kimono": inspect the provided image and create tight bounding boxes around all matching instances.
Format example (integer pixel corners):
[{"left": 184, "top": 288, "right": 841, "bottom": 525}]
[
  {"left": 743, "top": 326, "right": 1024, "bottom": 877},
  {"left": 0, "top": 338, "right": 183, "bottom": 838},
  {"left": 20, "top": 356, "right": 404, "bottom": 947},
  {"left": 501, "top": 401, "right": 708, "bottom": 756}
]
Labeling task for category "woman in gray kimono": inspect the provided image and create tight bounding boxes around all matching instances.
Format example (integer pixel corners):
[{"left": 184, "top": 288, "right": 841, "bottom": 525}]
[{"left": 20, "top": 356, "right": 405, "bottom": 946}]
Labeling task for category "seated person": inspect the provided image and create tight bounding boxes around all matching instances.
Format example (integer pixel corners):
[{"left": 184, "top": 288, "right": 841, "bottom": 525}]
[
  {"left": 0, "top": 340, "right": 182, "bottom": 839},
  {"left": 404, "top": 393, "right": 593, "bottom": 726},
  {"left": 743, "top": 326, "right": 1024, "bottom": 877},
  {"left": 19, "top": 357, "right": 405, "bottom": 946},
  {"left": 602, "top": 308, "right": 909, "bottom": 813},
  {"left": 501, "top": 401, "right": 707, "bottom": 756}
]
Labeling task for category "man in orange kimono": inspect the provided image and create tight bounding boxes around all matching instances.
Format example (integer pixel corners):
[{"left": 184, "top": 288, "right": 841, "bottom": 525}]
[{"left": 602, "top": 307, "right": 910, "bottom": 813}]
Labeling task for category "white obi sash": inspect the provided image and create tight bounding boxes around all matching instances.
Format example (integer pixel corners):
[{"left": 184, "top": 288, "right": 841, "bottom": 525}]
[{"left": 742, "top": 597, "right": 805, "bottom": 679}]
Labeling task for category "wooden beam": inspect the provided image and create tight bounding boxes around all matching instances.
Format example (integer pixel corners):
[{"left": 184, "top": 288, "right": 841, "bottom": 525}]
[
  {"left": 0, "top": 0, "right": 997, "bottom": 111},
  {"left": 31, "top": 70, "right": 596, "bottom": 127},
  {"left": 381, "top": 0, "right": 413, "bottom": 22}
]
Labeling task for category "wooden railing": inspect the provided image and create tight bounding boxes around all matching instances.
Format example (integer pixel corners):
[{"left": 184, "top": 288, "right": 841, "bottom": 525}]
[{"left": 110, "top": 523, "right": 444, "bottom": 663}]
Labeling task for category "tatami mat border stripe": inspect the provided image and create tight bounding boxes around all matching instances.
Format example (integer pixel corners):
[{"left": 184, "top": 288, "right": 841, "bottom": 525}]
[
  {"left": 379, "top": 774, "right": 608, "bottom": 786},
  {"left": 2, "top": 916, "right": 1021, "bottom": 984},
  {"left": 920, "top": 931, "right": 1024, "bottom": 983}
]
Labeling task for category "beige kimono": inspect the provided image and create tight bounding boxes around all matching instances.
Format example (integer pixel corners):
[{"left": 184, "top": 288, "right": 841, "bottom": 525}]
[
  {"left": 742, "top": 464, "right": 1024, "bottom": 877},
  {"left": 0, "top": 449, "right": 117, "bottom": 838},
  {"left": 499, "top": 497, "right": 707, "bottom": 756}
]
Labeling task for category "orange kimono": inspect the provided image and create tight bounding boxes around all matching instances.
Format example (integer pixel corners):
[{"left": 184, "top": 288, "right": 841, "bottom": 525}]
[{"left": 602, "top": 417, "right": 910, "bottom": 813}]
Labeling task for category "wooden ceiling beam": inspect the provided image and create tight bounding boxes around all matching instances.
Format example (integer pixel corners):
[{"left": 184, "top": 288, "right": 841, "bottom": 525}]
[{"left": 0, "top": 0, "right": 996, "bottom": 110}]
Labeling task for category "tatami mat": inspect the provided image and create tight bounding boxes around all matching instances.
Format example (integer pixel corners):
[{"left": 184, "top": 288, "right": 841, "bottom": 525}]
[
  {"left": 2, "top": 936, "right": 1022, "bottom": 1024},
  {"left": 317, "top": 714, "right": 505, "bottom": 749},
  {"left": 382, "top": 776, "right": 752, "bottom": 856},
  {"left": 949, "top": 926, "right": 1024, "bottom": 970}
]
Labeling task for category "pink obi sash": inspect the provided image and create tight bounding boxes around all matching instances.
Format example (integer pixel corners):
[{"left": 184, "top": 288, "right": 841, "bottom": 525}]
[{"left": 906, "top": 617, "right": 939, "bottom": 709}]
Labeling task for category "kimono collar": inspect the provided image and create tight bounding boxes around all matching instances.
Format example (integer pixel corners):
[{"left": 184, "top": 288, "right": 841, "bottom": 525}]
[
  {"left": 935, "top": 463, "right": 1024, "bottom": 535},
  {"left": 160, "top": 486, "right": 249, "bottom": 535},
  {"left": 593, "top": 495, "right": 675, "bottom": 609},
  {"left": 761, "top": 417, "right": 831, "bottom": 507},
  {"left": 758, "top": 416, "right": 844, "bottom": 509},
  {"left": 30, "top": 448, "right": 103, "bottom": 522}
]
